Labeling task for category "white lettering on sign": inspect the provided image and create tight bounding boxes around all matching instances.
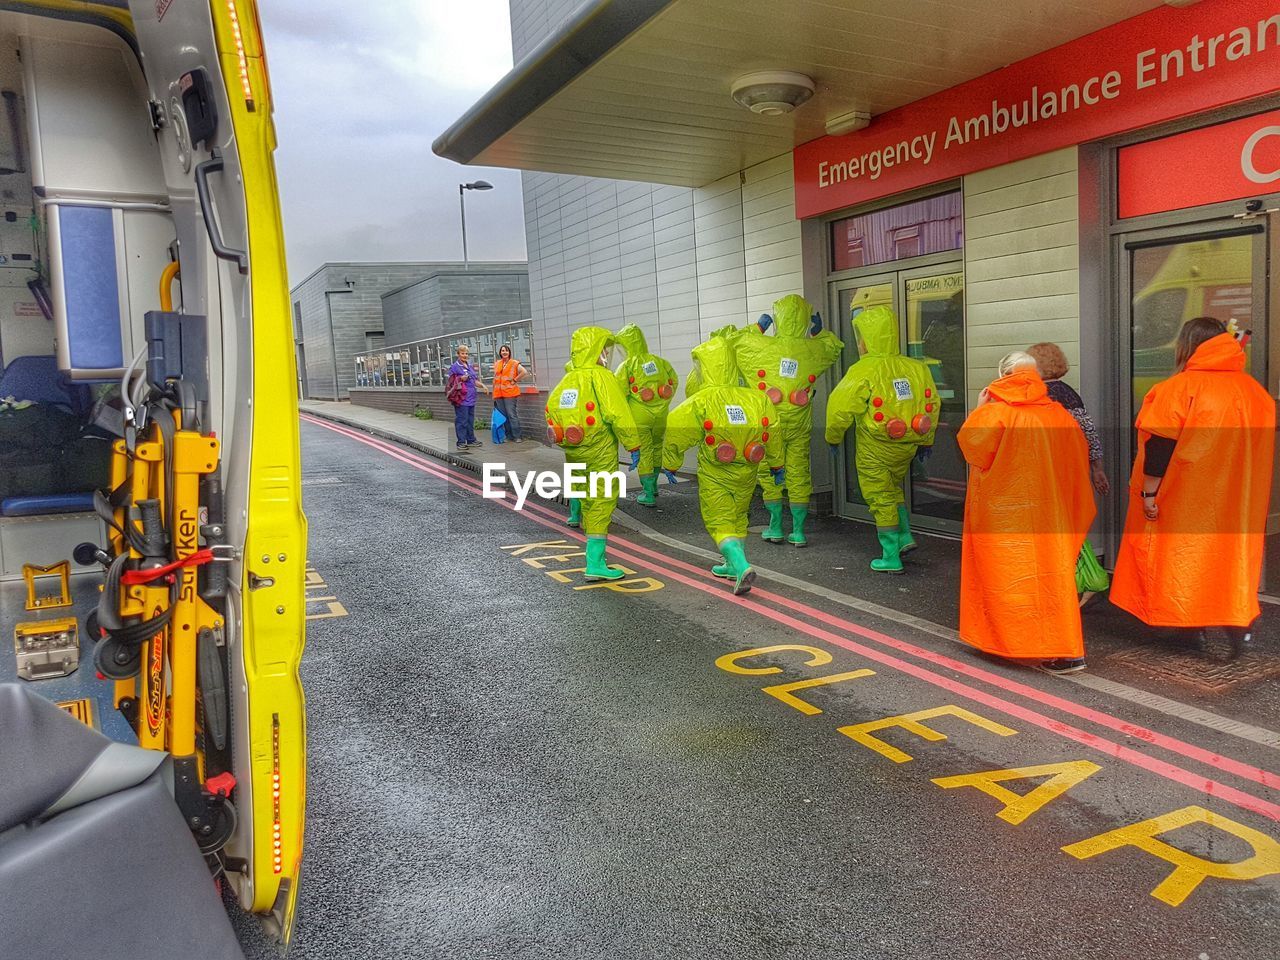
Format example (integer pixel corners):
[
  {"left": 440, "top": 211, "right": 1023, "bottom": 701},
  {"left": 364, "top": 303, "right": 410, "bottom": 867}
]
[
  {"left": 1242, "top": 125, "right": 1280, "bottom": 184},
  {"left": 779, "top": 358, "right": 799, "bottom": 379},
  {"left": 558, "top": 390, "right": 579, "bottom": 409},
  {"left": 725, "top": 404, "right": 748, "bottom": 426},
  {"left": 893, "top": 378, "right": 914, "bottom": 401},
  {"left": 642, "top": 361, "right": 659, "bottom": 376},
  {"left": 811, "top": 12, "right": 1280, "bottom": 194}
]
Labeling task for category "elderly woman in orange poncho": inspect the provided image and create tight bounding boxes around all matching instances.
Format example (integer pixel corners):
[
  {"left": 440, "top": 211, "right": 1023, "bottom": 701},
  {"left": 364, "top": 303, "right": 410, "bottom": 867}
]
[
  {"left": 957, "top": 351, "right": 1096, "bottom": 674},
  {"left": 1111, "top": 317, "right": 1275, "bottom": 660}
]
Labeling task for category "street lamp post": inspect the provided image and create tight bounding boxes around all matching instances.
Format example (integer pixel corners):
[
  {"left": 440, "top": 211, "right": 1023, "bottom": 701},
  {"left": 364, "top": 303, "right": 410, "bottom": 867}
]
[{"left": 458, "top": 179, "right": 493, "bottom": 269}]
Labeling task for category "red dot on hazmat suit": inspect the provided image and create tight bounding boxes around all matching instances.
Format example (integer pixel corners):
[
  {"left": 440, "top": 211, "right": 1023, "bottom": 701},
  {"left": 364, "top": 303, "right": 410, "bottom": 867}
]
[
  {"left": 586, "top": 416, "right": 596, "bottom": 426},
  {"left": 703, "top": 420, "right": 714, "bottom": 430},
  {"left": 586, "top": 402, "right": 595, "bottom": 411},
  {"left": 886, "top": 418, "right": 907, "bottom": 439}
]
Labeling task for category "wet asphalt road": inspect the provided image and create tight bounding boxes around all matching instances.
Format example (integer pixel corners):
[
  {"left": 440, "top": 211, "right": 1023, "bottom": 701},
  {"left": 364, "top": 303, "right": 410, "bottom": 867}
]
[{"left": 235, "top": 419, "right": 1280, "bottom": 959}]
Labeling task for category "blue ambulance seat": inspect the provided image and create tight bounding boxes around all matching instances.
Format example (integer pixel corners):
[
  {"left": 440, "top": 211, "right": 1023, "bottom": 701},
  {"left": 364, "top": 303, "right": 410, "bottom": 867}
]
[
  {"left": 52, "top": 204, "right": 128, "bottom": 380},
  {"left": 0, "top": 355, "right": 90, "bottom": 416},
  {"left": 1, "top": 493, "right": 97, "bottom": 517}
]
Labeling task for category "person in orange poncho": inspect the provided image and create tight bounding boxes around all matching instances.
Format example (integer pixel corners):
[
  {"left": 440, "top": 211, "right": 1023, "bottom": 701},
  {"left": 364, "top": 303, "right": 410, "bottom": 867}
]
[
  {"left": 958, "top": 352, "right": 1096, "bottom": 673},
  {"left": 1111, "top": 318, "right": 1275, "bottom": 659}
]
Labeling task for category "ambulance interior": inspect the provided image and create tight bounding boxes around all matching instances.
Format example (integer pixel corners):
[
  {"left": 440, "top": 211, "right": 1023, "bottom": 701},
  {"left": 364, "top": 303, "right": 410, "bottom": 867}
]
[{"left": 0, "top": 12, "right": 255, "bottom": 957}]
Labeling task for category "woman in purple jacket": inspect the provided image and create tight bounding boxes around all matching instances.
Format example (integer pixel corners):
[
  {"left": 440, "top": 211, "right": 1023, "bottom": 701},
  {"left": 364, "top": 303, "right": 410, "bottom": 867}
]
[{"left": 448, "top": 345, "right": 489, "bottom": 449}]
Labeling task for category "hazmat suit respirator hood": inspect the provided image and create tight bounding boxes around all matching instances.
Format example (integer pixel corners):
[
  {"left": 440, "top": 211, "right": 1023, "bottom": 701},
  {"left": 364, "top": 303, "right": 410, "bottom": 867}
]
[
  {"left": 853, "top": 305, "right": 901, "bottom": 359},
  {"left": 565, "top": 326, "right": 617, "bottom": 371}
]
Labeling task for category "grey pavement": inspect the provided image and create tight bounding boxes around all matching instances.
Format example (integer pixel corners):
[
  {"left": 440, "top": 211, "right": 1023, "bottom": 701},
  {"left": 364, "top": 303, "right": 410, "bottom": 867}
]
[{"left": 232, "top": 410, "right": 1280, "bottom": 959}]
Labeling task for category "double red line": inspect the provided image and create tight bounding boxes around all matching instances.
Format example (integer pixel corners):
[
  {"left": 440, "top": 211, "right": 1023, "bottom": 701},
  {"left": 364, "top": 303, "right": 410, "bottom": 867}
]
[{"left": 301, "top": 414, "right": 1280, "bottom": 824}]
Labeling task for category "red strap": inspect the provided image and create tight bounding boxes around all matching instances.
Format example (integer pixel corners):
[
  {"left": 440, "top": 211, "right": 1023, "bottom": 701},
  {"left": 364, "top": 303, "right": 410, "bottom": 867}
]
[{"left": 121, "top": 548, "right": 216, "bottom": 585}]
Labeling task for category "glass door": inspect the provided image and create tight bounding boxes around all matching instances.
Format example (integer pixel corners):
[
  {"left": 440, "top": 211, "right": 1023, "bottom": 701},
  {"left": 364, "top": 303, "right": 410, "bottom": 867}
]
[
  {"left": 830, "top": 264, "right": 967, "bottom": 532},
  {"left": 1117, "top": 221, "right": 1276, "bottom": 589}
]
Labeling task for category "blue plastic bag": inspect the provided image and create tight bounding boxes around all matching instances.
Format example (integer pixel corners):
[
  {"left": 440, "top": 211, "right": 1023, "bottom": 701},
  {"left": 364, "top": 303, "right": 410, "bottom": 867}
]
[{"left": 491, "top": 407, "right": 507, "bottom": 444}]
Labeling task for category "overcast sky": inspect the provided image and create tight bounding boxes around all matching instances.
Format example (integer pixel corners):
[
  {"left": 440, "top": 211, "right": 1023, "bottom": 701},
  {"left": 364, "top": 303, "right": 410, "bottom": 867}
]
[{"left": 257, "top": 0, "right": 527, "bottom": 283}]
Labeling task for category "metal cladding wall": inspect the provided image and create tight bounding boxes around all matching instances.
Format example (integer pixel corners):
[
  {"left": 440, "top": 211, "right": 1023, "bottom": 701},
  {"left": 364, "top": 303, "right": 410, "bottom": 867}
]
[
  {"left": 963, "top": 147, "right": 1082, "bottom": 406},
  {"left": 291, "top": 262, "right": 529, "bottom": 400},
  {"left": 381, "top": 268, "right": 531, "bottom": 345}
]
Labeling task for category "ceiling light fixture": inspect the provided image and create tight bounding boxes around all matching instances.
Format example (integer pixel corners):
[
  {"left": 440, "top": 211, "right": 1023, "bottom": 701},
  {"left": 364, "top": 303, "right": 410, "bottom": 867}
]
[
  {"left": 731, "top": 71, "right": 815, "bottom": 116},
  {"left": 825, "top": 110, "right": 872, "bottom": 137}
]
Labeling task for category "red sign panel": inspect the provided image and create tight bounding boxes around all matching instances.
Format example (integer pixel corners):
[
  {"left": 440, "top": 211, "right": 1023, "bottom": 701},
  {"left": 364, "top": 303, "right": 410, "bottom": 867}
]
[
  {"left": 1118, "top": 106, "right": 1280, "bottom": 217},
  {"left": 794, "top": 0, "right": 1280, "bottom": 220}
]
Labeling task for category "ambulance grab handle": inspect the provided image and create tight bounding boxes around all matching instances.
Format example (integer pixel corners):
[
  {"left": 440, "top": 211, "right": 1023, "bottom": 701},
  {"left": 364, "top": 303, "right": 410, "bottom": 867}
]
[{"left": 194, "top": 150, "right": 248, "bottom": 274}]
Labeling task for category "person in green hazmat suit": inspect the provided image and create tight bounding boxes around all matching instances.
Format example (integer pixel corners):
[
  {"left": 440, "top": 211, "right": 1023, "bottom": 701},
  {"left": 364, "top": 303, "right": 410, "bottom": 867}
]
[
  {"left": 825, "top": 304, "right": 938, "bottom": 574},
  {"left": 545, "top": 326, "right": 642, "bottom": 580},
  {"left": 684, "top": 324, "right": 743, "bottom": 398},
  {"left": 614, "top": 323, "right": 679, "bottom": 507},
  {"left": 730, "top": 294, "right": 843, "bottom": 547},
  {"left": 663, "top": 334, "right": 784, "bottom": 595}
]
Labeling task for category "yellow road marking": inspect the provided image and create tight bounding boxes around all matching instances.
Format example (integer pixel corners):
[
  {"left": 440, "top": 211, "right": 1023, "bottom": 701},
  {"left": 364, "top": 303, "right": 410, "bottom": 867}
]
[
  {"left": 838, "top": 705, "right": 1018, "bottom": 763},
  {"left": 1062, "top": 806, "right": 1280, "bottom": 906},
  {"left": 932, "top": 761, "right": 1102, "bottom": 825},
  {"left": 761, "top": 670, "right": 877, "bottom": 716},
  {"left": 715, "top": 644, "right": 833, "bottom": 676}
]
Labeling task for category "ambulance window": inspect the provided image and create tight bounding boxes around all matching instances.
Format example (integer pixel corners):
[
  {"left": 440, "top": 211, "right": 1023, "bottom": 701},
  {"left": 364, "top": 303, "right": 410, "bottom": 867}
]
[{"left": 1132, "top": 289, "right": 1186, "bottom": 351}]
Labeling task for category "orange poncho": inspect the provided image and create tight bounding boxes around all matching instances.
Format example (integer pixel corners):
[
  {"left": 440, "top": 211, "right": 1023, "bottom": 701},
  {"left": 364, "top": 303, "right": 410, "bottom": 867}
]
[
  {"left": 958, "top": 370, "right": 1095, "bottom": 660},
  {"left": 1111, "top": 333, "right": 1275, "bottom": 628}
]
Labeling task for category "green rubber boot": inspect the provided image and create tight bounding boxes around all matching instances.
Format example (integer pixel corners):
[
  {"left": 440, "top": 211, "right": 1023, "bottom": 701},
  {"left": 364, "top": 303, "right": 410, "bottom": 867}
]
[
  {"left": 897, "top": 505, "right": 917, "bottom": 556},
  {"left": 761, "top": 500, "right": 785, "bottom": 543},
  {"left": 719, "top": 538, "right": 757, "bottom": 595},
  {"left": 567, "top": 498, "right": 582, "bottom": 528},
  {"left": 788, "top": 503, "right": 809, "bottom": 548},
  {"left": 870, "top": 527, "right": 904, "bottom": 573},
  {"left": 636, "top": 473, "right": 658, "bottom": 507},
  {"left": 583, "top": 535, "right": 625, "bottom": 581}
]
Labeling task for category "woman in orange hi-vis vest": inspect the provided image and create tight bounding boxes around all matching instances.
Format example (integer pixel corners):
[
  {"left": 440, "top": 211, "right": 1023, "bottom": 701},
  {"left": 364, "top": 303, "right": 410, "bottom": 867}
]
[
  {"left": 1111, "top": 318, "right": 1276, "bottom": 660},
  {"left": 492, "top": 344, "right": 528, "bottom": 443},
  {"left": 957, "top": 352, "right": 1096, "bottom": 673}
]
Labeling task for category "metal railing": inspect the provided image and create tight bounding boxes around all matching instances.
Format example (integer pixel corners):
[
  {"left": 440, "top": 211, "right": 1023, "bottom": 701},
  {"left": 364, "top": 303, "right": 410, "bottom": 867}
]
[{"left": 353, "top": 318, "right": 537, "bottom": 389}]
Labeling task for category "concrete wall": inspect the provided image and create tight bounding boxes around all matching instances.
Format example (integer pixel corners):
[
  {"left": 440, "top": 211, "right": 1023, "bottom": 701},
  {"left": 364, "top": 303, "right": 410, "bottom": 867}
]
[
  {"left": 381, "top": 268, "right": 531, "bottom": 345},
  {"left": 963, "top": 147, "right": 1081, "bottom": 404},
  {"left": 291, "top": 262, "right": 527, "bottom": 400}
]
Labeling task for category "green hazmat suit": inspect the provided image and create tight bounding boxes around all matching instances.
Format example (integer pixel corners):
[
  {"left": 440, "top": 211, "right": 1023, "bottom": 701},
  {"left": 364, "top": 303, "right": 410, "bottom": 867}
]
[
  {"left": 614, "top": 324, "right": 678, "bottom": 504},
  {"left": 826, "top": 304, "right": 938, "bottom": 542},
  {"left": 663, "top": 334, "right": 783, "bottom": 594},
  {"left": 545, "top": 326, "right": 641, "bottom": 545},
  {"left": 730, "top": 294, "right": 842, "bottom": 547}
]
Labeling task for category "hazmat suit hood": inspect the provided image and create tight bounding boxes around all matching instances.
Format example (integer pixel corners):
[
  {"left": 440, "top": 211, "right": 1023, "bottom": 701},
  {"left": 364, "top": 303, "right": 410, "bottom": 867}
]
[
  {"left": 615, "top": 323, "right": 650, "bottom": 358},
  {"left": 854, "top": 305, "right": 900, "bottom": 358},
  {"left": 986, "top": 369, "right": 1048, "bottom": 406},
  {"left": 772, "top": 294, "right": 812, "bottom": 338},
  {"left": 691, "top": 336, "right": 738, "bottom": 388},
  {"left": 567, "top": 326, "right": 616, "bottom": 371}
]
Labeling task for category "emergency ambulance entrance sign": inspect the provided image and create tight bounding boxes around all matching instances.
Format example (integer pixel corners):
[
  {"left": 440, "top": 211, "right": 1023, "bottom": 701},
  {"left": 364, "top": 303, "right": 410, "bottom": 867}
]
[{"left": 794, "top": 0, "right": 1280, "bottom": 218}]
